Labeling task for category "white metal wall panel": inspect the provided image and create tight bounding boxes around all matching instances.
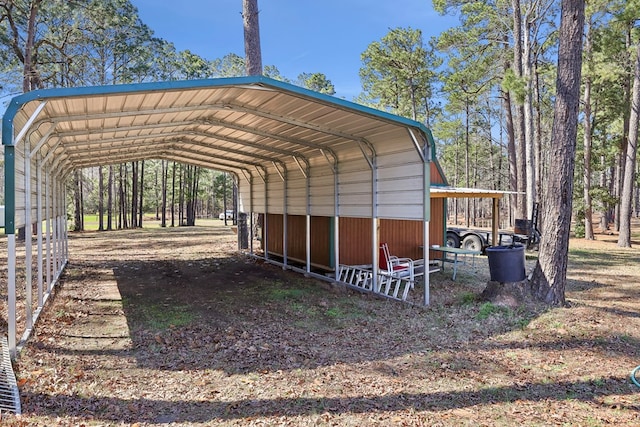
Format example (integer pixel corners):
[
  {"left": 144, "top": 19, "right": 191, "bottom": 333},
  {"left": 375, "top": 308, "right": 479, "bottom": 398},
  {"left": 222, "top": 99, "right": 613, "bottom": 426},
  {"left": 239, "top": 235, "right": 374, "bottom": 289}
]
[
  {"left": 251, "top": 176, "right": 266, "bottom": 213},
  {"left": 266, "top": 169, "right": 285, "bottom": 213},
  {"left": 25, "top": 150, "right": 40, "bottom": 225},
  {"left": 337, "top": 158, "right": 373, "bottom": 218},
  {"left": 375, "top": 146, "right": 425, "bottom": 220},
  {"left": 285, "top": 170, "right": 307, "bottom": 216},
  {"left": 237, "top": 179, "right": 249, "bottom": 213},
  {"left": 308, "top": 165, "right": 335, "bottom": 217},
  {"left": 13, "top": 147, "right": 25, "bottom": 228}
]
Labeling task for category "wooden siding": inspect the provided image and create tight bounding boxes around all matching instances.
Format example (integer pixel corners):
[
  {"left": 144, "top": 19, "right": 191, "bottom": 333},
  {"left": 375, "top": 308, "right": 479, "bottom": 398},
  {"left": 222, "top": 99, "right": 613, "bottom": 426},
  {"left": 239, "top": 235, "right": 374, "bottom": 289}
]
[
  {"left": 338, "top": 217, "right": 372, "bottom": 265},
  {"left": 431, "top": 161, "right": 447, "bottom": 185},
  {"left": 263, "top": 196, "right": 446, "bottom": 267},
  {"left": 265, "top": 213, "right": 331, "bottom": 268},
  {"left": 338, "top": 204, "right": 445, "bottom": 265}
]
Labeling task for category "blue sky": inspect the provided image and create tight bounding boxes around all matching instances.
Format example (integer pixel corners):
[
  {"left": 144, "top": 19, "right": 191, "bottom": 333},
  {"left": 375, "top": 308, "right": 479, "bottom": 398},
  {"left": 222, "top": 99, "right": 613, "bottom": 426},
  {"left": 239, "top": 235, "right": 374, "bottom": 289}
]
[{"left": 132, "top": 0, "right": 458, "bottom": 99}]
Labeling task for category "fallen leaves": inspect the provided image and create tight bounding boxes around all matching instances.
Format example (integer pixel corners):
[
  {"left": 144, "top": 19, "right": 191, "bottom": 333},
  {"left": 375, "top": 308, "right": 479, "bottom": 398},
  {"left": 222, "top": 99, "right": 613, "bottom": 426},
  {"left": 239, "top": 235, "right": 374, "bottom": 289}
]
[{"left": 3, "top": 225, "right": 640, "bottom": 426}]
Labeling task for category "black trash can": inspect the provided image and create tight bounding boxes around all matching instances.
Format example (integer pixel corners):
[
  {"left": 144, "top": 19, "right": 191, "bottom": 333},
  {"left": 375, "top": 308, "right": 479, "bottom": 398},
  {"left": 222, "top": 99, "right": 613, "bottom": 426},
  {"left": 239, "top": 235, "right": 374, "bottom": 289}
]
[{"left": 486, "top": 244, "right": 526, "bottom": 282}]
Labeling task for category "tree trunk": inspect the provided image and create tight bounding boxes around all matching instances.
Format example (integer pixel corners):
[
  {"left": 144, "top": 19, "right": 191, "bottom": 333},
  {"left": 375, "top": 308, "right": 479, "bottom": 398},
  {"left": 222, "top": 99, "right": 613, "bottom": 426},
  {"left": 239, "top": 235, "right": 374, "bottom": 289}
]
[
  {"left": 161, "top": 160, "right": 168, "bottom": 227},
  {"left": 185, "top": 165, "right": 200, "bottom": 226},
  {"left": 223, "top": 172, "right": 228, "bottom": 226},
  {"left": 599, "top": 157, "right": 610, "bottom": 231},
  {"left": 138, "top": 160, "right": 145, "bottom": 227},
  {"left": 119, "top": 163, "right": 127, "bottom": 229},
  {"left": 512, "top": 0, "right": 527, "bottom": 221},
  {"left": 502, "top": 36, "right": 518, "bottom": 226},
  {"left": 107, "top": 165, "right": 113, "bottom": 231},
  {"left": 530, "top": 0, "right": 585, "bottom": 306},
  {"left": 465, "top": 99, "right": 471, "bottom": 227},
  {"left": 98, "top": 166, "right": 104, "bottom": 231},
  {"left": 618, "top": 40, "right": 640, "bottom": 247},
  {"left": 131, "top": 161, "right": 138, "bottom": 228},
  {"left": 243, "top": 0, "right": 262, "bottom": 76},
  {"left": 154, "top": 168, "right": 160, "bottom": 220},
  {"left": 22, "top": 0, "right": 42, "bottom": 92},
  {"left": 178, "top": 164, "right": 184, "bottom": 226},
  {"left": 233, "top": 175, "right": 238, "bottom": 225},
  {"left": 73, "top": 170, "right": 83, "bottom": 231},
  {"left": 523, "top": 14, "right": 536, "bottom": 219},
  {"left": 615, "top": 28, "right": 634, "bottom": 232},
  {"left": 582, "top": 18, "right": 594, "bottom": 240},
  {"left": 533, "top": 59, "right": 544, "bottom": 207},
  {"left": 171, "top": 161, "right": 176, "bottom": 227}
]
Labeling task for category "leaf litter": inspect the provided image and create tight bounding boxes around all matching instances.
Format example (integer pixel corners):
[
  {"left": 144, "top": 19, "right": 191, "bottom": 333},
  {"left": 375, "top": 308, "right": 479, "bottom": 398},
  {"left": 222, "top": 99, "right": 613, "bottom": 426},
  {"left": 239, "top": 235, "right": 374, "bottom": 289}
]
[{"left": 2, "top": 223, "right": 640, "bottom": 426}]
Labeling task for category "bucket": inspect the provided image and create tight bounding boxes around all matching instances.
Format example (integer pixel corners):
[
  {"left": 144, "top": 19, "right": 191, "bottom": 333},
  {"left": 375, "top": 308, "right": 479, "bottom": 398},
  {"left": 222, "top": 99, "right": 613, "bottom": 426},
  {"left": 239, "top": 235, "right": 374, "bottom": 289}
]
[
  {"left": 486, "top": 244, "right": 526, "bottom": 282},
  {"left": 514, "top": 219, "right": 531, "bottom": 235}
]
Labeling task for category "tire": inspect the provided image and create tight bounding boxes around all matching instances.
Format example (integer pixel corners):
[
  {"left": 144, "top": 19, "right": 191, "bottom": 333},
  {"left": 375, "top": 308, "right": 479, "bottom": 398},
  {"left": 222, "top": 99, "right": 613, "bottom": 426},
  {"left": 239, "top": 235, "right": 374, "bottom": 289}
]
[
  {"left": 462, "top": 234, "right": 483, "bottom": 252},
  {"left": 446, "top": 232, "right": 461, "bottom": 248}
]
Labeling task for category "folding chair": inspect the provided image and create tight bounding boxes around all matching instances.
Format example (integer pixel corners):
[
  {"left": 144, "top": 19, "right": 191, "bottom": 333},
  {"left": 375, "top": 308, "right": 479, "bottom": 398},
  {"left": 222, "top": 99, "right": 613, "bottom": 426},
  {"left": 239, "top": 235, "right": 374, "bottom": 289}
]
[
  {"left": 377, "top": 243, "right": 427, "bottom": 299},
  {"left": 379, "top": 243, "right": 415, "bottom": 281}
]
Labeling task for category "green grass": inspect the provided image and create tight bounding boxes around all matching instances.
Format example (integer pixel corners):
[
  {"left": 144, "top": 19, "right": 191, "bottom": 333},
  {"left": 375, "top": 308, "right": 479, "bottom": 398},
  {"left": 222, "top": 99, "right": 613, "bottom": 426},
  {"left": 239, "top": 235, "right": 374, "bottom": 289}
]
[
  {"left": 476, "top": 302, "right": 511, "bottom": 320},
  {"left": 458, "top": 291, "right": 476, "bottom": 305},
  {"left": 137, "top": 303, "right": 197, "bottom": 330},
  {"left": 268, "top": 287, "right": 309, "bottom": 300},
  {"left": 78, "top": 214, "right": 222, "bottom": 231}
]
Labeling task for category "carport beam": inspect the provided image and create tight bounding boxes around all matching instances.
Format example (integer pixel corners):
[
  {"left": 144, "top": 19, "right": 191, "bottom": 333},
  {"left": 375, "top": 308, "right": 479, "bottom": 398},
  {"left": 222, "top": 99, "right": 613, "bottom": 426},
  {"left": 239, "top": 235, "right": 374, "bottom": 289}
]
[
  {"left": 36, "top": 156, "right": 43, "bottom": 307},
  {"left": 45, "top": 167, "right": 52, "bottom": 291},
  {"left": 23, "top": 138, "right": 33, "bottom": 331},
  {"left": 7, "top": 236, "right": 16, "bottom": 359}
]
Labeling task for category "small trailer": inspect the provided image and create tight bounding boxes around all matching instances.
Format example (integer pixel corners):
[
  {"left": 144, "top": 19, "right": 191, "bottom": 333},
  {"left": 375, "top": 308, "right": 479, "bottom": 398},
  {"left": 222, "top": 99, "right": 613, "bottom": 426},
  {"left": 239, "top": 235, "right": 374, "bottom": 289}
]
[
  {"left": 445, "top": 227, "right": 511, "bottom": 252},
  {"left": 446, "top": 225, "right": 540, "bottom": 252},
  {"left": 446, "top": 204, "right": 541, "bottom": 252}
]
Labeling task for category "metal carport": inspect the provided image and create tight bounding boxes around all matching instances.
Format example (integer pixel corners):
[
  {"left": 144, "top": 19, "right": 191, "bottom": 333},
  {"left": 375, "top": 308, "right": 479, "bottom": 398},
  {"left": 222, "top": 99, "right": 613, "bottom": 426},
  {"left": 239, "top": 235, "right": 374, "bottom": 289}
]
[{"left": 3, "top": 75, "right": 435, "bottom": 358}]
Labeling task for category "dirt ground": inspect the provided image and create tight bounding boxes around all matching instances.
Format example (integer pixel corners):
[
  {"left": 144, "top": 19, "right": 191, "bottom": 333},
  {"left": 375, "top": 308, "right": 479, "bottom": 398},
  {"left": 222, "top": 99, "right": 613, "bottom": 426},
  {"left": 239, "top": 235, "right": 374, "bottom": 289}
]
[{"left": 3, "top": 221, "right": 640, "bottom": 426}]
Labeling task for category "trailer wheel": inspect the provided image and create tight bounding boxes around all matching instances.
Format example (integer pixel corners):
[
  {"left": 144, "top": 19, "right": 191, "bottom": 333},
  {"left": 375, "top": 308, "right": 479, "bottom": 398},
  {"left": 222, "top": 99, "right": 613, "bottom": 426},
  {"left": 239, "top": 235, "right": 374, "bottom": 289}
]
[
  {"left": 462, "top": 234, "right": 483, "bottom": 252},
  {"left": 446, "top": 232, "right": 461, "bottom": 248}
]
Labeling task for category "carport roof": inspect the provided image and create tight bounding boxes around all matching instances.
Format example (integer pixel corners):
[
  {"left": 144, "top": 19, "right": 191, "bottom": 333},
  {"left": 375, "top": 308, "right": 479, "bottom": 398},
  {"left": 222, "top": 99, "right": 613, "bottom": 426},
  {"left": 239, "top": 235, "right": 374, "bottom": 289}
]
[
  {"left": 430, "top": 186, "right": 510, "bottom": 199},
  {"left": 2, "top": 75, "right": 434, "bottom": 178}
]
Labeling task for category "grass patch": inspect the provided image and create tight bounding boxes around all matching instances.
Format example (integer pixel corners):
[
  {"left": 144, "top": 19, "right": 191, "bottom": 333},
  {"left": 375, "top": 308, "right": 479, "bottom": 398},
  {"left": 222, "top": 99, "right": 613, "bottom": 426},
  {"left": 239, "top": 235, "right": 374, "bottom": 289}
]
[
  {"left": 458, "top": 291, "right": 476, "bottom": 305},
  {"left": 476, "top": 302, "right": 511, "bottom": 320},
  {"left": 268, "top": 287, "right": 308, "bottom": 300},
  {"left": 325, "top": 304, "right": 364, "bottom": 320},
  {"left": 137, "top": 303, "right": 197, "bottom": 330}
]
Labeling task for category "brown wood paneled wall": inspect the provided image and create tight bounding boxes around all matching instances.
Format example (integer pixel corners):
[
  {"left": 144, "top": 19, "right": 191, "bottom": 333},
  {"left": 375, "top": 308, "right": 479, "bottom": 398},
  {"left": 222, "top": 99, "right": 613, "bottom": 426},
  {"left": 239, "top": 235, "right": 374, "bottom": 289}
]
[
  {"left": 265, "top": 213, "right": 331, "bottom": 268},
  {"left": 264, "top": 196, "right": 445, "bottom": 268}
]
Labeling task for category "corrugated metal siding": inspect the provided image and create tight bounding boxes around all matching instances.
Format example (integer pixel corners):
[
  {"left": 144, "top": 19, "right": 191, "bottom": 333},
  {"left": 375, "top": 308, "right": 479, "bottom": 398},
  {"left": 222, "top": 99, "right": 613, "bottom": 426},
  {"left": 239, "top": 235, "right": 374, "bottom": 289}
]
[
  {"left": 265, "top": 213, "right": 284, "bottom": 255},
  {"left": 286, "top": 170, "right": 307, "bottom": 216},
  {"left": 309, "top": 165, "right": 335, "bottom": 217},
  {"left": 265, "top": 214, "right": 332, "bottom": 268},
  {"left": 337, "top": 160, "right": 372, "bottom": 218},
  {"left": 264, "top": 195, "right": 445, "bottom": 267},
  {"left": 251, "top": 178, "right": 266, "bottom": 213},
  {"left": 284, "top": 214, "right": 306, "bottom": 259},
  {"left": 338, "top": 218, "right": 444, "bottom": 265},
  {"left": 338, "top": 217, "right": 372, "bottom": 265},
  {"left": 266, "top": 169, "right": 285, "bottom": 213},
  {"left": 429, "top": 198, "right": 446, "bottom": 248},
  {"left": 431, "top": 161, "right": 447, "bottom": 185},
  {"left": 310, "top": 216, "right": 331, "bottom": 267},
  {"left": 14, "top": 147, "right": 25, "bottom": 228}
]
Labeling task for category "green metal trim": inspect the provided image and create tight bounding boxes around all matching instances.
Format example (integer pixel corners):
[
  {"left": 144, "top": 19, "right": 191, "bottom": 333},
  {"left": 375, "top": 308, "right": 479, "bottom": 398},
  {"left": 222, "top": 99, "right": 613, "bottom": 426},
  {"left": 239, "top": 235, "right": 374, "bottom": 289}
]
[
  {"left": 2, "top": 75, "right": 437, "bottom": 238},
  {"left": 4, "top": 146, "right": 15, "bottom": 234},
  {"left": 422, "top": 127, "right": 448, "bottom": 186},
  {"left": 2, "top": 75, "right": 432, "bottom": 144}
]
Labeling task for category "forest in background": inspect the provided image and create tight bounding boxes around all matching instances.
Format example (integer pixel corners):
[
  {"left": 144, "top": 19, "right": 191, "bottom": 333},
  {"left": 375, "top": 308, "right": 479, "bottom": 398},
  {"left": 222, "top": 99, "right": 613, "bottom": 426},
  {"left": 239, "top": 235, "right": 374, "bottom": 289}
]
[{"left": 0, "top": 0, "right": 638, "bottom": 245}]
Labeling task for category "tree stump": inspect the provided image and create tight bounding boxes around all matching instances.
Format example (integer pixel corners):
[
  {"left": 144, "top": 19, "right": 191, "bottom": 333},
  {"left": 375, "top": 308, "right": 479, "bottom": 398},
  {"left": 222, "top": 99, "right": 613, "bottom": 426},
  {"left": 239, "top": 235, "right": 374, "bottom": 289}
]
[{"left": 480, "top": 280, "right": 532, "bottom": 309}]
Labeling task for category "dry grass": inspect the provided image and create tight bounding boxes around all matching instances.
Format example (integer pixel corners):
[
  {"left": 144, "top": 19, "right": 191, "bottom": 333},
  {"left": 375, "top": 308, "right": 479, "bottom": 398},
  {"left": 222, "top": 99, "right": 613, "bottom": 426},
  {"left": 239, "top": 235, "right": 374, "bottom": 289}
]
[{"left": 3, "top": 221, "right": 640, "bottom": 426}]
